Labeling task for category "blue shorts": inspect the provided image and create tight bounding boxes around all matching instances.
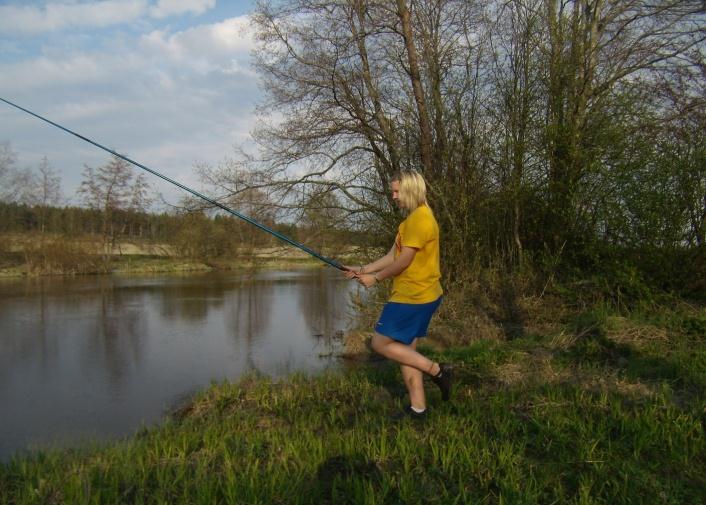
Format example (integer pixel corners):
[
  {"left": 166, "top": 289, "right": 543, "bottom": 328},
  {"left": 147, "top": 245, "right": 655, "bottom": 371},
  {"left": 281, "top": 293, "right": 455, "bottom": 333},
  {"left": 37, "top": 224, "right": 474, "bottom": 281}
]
[{"left": 375, "top": 297, "right": 442, "bottom": 345}]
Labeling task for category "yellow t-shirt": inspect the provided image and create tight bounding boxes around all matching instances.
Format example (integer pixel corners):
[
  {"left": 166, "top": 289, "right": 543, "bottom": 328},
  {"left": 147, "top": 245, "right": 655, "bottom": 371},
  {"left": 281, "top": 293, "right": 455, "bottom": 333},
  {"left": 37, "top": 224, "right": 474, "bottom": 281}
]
[{"left": 390, "top": 204, "right": 443, "bottom": 304}]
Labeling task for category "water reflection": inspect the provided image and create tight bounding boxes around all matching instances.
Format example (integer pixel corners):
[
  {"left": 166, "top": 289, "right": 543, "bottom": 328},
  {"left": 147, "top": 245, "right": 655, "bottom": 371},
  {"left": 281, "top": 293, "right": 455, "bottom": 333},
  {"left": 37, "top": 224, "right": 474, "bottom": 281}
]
[
  {"left": 156, "top": 277, "right": 227, "bottom": 321},
  {"left": 299, "top": 268, "right": 346, "bottom": 338},
  {"left": 226, "top": 273, "right": 274, "bottom": 375},
  {"left": 0, "top": 269, "right": 357, "bottom": 461},
  {"left": 88, "top": 280, "right": 146, "bottom": 389}
]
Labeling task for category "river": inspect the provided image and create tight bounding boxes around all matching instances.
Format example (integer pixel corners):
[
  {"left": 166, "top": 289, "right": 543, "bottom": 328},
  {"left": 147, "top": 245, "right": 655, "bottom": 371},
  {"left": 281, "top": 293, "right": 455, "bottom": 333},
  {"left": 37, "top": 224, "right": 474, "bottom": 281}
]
[{"left": 0, "top": 268, "right": 358, "bottom": 462}]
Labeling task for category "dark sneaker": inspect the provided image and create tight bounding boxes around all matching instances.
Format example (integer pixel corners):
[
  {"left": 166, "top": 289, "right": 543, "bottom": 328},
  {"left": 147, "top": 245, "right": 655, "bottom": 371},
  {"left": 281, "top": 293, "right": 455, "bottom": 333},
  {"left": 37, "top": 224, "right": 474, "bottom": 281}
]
[
  {"left": 430, "top": 363, "right": 453, "bottom": 401},
  {"left": 391, "top": 406, "right": 427, "bottom": 422}
]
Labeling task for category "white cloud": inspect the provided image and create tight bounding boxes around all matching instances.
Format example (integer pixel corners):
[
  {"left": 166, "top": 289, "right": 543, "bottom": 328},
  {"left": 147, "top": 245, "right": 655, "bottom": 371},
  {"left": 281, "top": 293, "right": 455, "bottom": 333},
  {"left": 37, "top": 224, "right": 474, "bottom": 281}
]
[
  {"left": 0, "top": 11, "right": 261, "bottom": 204},
  {"left": 0, "top": 1, "right": 148, "bottom": 35},
  {"left": 53, "top": 98, "right": 132, "bottom": 121},
  {"left": 150, "top": 0, "right": 216, "bottom": 19},
  {"left": 0, "top": 54, "right": 107, "bottom": 93},
  {"left": 140, "top": 17, "right": 255, "bottom": 74},
  {"left": 0, "top": 0, "right": 218, "bottom": 35},
  {"left": 0, "top": 16, "right": 255, "bottom": 95}
]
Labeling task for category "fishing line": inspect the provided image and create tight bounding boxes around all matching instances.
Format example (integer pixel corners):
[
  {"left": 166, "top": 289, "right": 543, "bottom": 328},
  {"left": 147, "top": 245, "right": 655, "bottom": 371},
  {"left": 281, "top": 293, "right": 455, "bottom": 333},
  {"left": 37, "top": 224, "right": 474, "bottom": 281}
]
[{"left": 0, "top": 96, "right": 344, "bottom": 270}]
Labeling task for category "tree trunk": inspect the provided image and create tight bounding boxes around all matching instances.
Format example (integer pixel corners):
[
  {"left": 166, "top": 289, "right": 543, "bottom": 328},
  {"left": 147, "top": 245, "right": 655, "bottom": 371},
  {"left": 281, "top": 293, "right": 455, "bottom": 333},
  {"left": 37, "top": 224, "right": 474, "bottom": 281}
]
[
  {"left": 396, "top": 0, "right": 434, "bottom": 174},
  {"left": 353, "top": 0, "right": 401, "bottom": 181}
]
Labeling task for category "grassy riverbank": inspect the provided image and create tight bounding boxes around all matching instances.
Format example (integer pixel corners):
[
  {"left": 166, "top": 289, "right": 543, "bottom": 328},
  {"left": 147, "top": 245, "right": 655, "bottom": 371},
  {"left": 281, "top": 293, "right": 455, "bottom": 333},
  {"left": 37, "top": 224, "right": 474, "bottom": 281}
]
[
  {"left": 0, "top": 253, "right": 323, "bottom": 277},
  {"left": 0, "top": 233, "right": 338, "bottom": 277},
  {"left": 1, "top": 300, "right": 704, "bottom": 504}
]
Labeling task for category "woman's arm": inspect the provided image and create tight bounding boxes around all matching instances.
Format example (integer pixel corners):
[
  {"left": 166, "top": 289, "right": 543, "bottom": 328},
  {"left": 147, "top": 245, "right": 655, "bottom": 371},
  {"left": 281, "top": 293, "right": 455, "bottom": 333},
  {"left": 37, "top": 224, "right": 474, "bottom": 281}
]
[
  {"left": 361, "top": 243, "right": 396, "bottom": 273},
  {"left": 357, "top": 246, "right": 416, "bottom": 288},
  {"left": 343, "top": 243, "right": 396, "bottom": 278}
]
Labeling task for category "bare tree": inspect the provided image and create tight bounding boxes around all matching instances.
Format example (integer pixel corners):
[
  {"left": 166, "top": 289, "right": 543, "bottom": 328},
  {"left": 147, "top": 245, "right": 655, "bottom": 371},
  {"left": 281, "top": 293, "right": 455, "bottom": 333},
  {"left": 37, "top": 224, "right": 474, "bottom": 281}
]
[
  {"left": 301, "top": 185, "right": 345, "bottom": 252},
  {"left": 397, "top": 0, "right": 434, "bottom": 174},
  {"left": 32, "top": 157, "right": 63, "bottom": 233},
  {"left": 250, "top": 0, "right": 403, "bottom": 219},
  {"left": 482, "top": 0, "right": 546, "bottom": 264},
  {"left": 0, "top": 142, "right": 34, "bottom": 204},
  {"left": 246, "top": 1, "right": 488, "bottom": 245},
  {"left": 226, "top": 0, "right": 704, "bottom": 281},
  {"left": 0, "top": 142, "right": 17, "bottom": 202},
  {"left": 542, "top": 0, "right": 706, "bottom": 248},
  {"left": 77, "top": 155, "right": 152, "bottom": 256}
]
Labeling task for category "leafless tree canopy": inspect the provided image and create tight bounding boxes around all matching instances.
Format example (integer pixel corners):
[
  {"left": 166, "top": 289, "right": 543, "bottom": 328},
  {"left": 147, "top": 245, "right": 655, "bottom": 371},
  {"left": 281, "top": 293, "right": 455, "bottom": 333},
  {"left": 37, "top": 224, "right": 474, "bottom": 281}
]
[
  {"left": 0, "top": 143, "right": 63, "bottom": 209},
  {"left": 78, "top": 155, "right": 154, "bottom": 254},
  {"left": 204, "top": 0, "right": 704, "bottom": 275}
]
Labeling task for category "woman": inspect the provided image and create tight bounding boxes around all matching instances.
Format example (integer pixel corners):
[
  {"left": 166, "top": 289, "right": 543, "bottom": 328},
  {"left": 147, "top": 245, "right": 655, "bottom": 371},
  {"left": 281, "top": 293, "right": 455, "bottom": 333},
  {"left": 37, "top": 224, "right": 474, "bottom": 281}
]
[{"left": 345, "top": 170, "right": 451, "bottom": 419}]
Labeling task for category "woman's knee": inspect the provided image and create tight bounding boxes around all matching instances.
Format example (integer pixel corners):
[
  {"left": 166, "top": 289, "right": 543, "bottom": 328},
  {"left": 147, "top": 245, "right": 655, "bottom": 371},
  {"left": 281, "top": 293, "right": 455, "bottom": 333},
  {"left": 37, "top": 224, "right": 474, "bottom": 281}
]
[{"left": 371, "top": 333, "right": 390, "bottom": 354}]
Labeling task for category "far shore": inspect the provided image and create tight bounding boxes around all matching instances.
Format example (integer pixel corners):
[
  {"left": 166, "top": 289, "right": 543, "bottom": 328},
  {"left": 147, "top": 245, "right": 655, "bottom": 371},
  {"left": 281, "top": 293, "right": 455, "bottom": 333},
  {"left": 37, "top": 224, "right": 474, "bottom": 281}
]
[
  {"left": 0, "top": 254, "right": 349, "bottom": 278},
  {"left": 0, "top": 232, "right": 366, "bottom": 277}
]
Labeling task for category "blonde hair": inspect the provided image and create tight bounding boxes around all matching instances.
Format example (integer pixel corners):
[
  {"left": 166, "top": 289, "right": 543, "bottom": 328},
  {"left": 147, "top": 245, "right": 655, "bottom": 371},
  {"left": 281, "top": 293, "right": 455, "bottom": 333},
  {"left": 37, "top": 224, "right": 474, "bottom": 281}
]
[{"left": 393, "top": 170, "right": 428, "bottom": 210}]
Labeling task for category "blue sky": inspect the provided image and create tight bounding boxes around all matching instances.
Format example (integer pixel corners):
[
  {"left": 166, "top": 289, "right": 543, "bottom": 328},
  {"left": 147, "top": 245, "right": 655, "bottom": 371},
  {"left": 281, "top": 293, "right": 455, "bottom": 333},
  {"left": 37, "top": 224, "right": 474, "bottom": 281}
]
[{"left": 0, "top": 0, "right": 260, "bottom": 205}]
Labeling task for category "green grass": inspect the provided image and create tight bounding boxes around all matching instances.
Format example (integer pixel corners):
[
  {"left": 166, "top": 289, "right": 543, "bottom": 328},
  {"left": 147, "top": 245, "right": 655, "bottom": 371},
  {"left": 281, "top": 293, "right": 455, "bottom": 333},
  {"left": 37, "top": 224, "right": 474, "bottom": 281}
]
[
  {"left": 1, "top": 307, "right": 705, "bottom": 504},
  {"left": 0, "top": 253, "right": 326, "bottom": 277}
]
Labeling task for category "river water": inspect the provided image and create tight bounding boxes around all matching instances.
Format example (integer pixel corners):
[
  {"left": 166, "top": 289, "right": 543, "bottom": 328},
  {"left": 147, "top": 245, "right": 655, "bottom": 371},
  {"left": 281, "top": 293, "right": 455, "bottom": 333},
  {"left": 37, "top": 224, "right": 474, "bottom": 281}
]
[{"left": 0, "top": 268, "right": 358, "bottom": 462}]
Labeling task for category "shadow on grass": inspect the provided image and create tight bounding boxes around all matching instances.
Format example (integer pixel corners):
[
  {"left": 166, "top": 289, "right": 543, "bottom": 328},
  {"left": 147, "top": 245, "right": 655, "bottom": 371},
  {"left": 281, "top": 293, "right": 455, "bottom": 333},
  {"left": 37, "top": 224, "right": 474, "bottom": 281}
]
[
  {"left": 360, "top": 355, "right": 485, "bottom": 413},
  {"left": 497, "top": 274, "right": 527, "bottom": 340},
  {"left": 561, "top": 317, "right": 705, "bottom": 394},
  {"left": 477, "top": 273, "right": 528, "bottom": 340},
  {"left": 361, "top": 359, "right": 409, "bottom": 403},
  {"left": 312, "top": 453, "right": 402, "bottom": 504}
]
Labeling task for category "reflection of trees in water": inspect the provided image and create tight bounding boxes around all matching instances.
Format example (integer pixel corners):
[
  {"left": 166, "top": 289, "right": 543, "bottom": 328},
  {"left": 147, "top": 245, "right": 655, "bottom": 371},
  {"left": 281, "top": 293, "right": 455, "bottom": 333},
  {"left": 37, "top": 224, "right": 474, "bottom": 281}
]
[
  {"left": 224, "top": 273, "right": 274, "bottom": 374},
  {"left": 84, "top": 277, "right": 145, "bottom": 390},
  {"left": 297, "top": 269, "right": 352, "bottom": 342},
  {"left": 0, "top": 277, "right": 146, "bottom": 393},
  {"left": 0, "top": 279, "right": 52, "bottom": 385},
  {"left": 156, "top": 275, "right": 227, "bottom": 321},
  {"left": 0, "top": 271, "right": 352, "bottom": 393}
]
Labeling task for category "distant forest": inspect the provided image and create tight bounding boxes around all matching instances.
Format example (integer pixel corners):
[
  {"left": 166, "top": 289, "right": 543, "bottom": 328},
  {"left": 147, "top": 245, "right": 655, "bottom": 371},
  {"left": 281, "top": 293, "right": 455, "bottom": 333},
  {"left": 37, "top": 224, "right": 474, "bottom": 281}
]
[
  {"left": 0, "top": 146, "right": 355, "bottom": 261},
  {"left": 0, "top": 200, "right": 351, "bottom": 259}
]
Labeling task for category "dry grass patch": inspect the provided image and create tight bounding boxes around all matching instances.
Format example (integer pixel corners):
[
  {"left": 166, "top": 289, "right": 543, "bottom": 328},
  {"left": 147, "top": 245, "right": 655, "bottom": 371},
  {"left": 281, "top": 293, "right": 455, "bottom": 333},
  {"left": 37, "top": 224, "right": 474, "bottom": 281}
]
[
  {"left": 569, "top": 370, "right": 662, "bottom": 402},
  {"left": 521, "top": 294, "right": 571, "bottom": 336},
  {"left": 489, "top": 343, "right": 662, "bottom": 404},
  {"left": 610, "top": 377, "right": 661, "bottom": 399},
  {"left": 547, "top": 331, "right": 578, "bottom": 351},
  {"left": 340, "top": 330, "right": 372, "bottom": 361},
  {"left": 605, "top": 316, "right": 668, "bottom": 345},
  {"left": 492, "top": 349, "right": 571, "bottom": 387},
  {"left": 433, "top": 310, "right": 504, "bottom": 345}
]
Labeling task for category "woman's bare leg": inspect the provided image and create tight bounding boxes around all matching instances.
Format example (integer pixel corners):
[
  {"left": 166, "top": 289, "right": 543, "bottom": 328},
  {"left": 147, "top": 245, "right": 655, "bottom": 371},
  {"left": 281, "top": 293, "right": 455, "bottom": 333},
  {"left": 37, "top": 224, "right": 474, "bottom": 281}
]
[
  {"left": 371, "top": 332, "right": 440, "bottom": 375},
  {"left": 399, "top": 340, "right": 426, "bottom": 409}
]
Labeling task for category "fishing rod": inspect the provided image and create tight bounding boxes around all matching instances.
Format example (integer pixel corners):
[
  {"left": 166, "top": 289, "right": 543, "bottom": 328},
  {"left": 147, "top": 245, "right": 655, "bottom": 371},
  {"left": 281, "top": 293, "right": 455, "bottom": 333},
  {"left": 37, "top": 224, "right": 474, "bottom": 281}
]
[{"left": 0, "top": 96, "right": 345, "bottom": 270}]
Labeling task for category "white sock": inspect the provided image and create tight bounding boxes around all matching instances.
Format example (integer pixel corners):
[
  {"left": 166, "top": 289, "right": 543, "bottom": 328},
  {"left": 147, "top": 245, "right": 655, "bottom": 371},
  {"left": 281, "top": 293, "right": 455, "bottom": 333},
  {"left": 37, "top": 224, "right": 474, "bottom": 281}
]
[{"left": 411, "top": 405, "right": 426, "bottom": 414}]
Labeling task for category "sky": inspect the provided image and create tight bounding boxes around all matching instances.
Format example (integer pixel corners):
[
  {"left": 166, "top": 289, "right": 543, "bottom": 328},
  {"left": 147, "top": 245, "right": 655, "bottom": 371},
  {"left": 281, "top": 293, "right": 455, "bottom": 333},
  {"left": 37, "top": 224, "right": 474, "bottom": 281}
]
[{"left": 0, "top": 0, "right": 261, "bottom": 207}]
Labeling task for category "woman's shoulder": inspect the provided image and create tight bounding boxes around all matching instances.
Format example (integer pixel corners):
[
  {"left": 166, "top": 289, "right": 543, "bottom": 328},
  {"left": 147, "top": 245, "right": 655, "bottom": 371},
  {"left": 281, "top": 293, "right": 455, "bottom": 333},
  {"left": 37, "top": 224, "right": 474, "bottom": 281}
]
[
  {"left": 404, "top": 204, "right": 437, "bottom": 232},
  {"left": 409, "top": 204, "right": 434, "bottom": 220}
]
